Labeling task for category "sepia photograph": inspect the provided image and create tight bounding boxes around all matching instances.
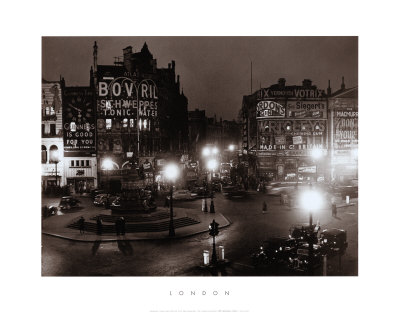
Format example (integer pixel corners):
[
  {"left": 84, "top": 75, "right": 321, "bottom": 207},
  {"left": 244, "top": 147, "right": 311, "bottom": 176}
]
[{"left": 41, "top": 36, "right": 358, "bottom": 277}]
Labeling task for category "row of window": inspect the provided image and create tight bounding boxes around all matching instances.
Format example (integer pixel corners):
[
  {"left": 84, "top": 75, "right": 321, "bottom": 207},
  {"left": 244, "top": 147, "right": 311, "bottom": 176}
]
[
  {"left": 105, "top": 118, "right": 153, "bottom": 131},
  {"left": 70, "top": 160, "right": 91, "bottom": 168}
]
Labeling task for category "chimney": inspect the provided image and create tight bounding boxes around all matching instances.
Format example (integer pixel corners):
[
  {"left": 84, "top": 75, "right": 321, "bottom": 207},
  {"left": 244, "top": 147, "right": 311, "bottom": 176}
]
[
  {"left": 171, "top": 60, "right": 175, "bottom": 71},
  {"left": 341, "top": 76, "right": 345, "bottom": 90},
  {"left": 327, "top": 80, "right": 332, "bottom": 96},
  {"left": 278, "top": 78, "right": 286, "bottom": 88},
  {"left": 302, "top": 79, "right": 312, "bottom": 88},
  {"left": 168, "top": 63, "right": 171, "bottom": 69}
]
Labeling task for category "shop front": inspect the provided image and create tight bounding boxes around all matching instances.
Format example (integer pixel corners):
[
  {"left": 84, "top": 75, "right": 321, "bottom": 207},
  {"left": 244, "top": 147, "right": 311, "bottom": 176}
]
[{"left": 64, "top": 157, "right": 97, "bottom": 194}]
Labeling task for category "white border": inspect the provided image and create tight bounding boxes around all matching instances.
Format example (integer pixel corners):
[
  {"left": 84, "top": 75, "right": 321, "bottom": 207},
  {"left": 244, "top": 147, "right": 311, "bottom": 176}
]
[{"left": 2, "top": 0, "right": 400, "bottom": 312}]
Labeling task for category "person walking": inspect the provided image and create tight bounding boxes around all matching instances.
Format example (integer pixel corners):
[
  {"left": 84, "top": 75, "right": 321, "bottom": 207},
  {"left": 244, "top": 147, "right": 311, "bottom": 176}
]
[
  {"left": 120, "top": 217, "right": 126, "bottom": 236},
  {"left": 78, "top": 216, "right": 85, "bottom": 234},
  {"left": 262, "top": 201, "right": 268, "bottom": 213},
  {"left": 96, "top": 216, "right": 103, "bottom": 235},
  {"left": 115, "top": 218, "right": 121, "bottom": 236},
  {"left": 332, "top": 202, "right": 337, "bottom": 217}
]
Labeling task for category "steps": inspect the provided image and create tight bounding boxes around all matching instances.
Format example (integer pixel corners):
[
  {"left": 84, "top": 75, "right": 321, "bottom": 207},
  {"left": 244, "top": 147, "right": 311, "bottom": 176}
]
[
  {"left": 67, "top": 216, "right": 200, "bottom": 233},
  {"left": 89, "top": 211, "right": 172, "bottom": 223}
]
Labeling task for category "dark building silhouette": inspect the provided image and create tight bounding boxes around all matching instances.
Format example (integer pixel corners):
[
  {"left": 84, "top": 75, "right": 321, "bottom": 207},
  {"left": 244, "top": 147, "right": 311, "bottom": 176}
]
[{"left": 91, "top": 42, "right": 189, "bottom": 191}]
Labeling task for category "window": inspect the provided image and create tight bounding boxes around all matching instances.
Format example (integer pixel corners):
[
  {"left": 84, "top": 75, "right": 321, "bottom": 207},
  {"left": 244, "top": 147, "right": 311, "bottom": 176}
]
[
  {"left": 81, "top": 160, "right": 85, "bottom": 167},
  {"left": 71, "top": 160, "right": 74, "bottom": 167},
  {"left": 106, "top": 119, "right": 112, "bottom": 130},
  {"left": 49, "top": 145, "right": 59, "bottom": 163},
  {"left": 50, "top": 124, "right": 56, "bottom": 136},
  {"left": 42, "top": 124, "right": 45, "bottom": 136},
  {"left": 86, "top": 160, "right": 90, "bottom": 167},
  {"left": 41, "top": 145, "right": 47, "bottom": 164}
]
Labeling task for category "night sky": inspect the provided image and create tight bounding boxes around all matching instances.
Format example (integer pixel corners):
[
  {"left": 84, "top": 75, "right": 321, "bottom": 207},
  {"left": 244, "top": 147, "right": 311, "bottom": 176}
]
[{"left": 42, "top": 36, "right": 358, "bottom": 121}]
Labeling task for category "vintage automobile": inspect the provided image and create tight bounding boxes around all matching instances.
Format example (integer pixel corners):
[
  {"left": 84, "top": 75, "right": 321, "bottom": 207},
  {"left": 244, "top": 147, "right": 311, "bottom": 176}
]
[
  {"left": 93, "top": 193, "right": 111, "bottom": 206},
  {"left": 167, "top": 189, "right": 197, "bottom": 201},
  {"left": 222, "top": 185, "right": 247, "bottom": 198},
  {"left": 90, "top": 189, "right": 106, "bottom": 199},
  {"left": 58, "top": 196, "right": 80, "bottom": 210},
  {"left": 289, "top": 223, "right": 321, "bottom": 245},
  {"left": 319, "top": 228, "right": 348, "bottom": 256},
  {"left": 287, "top": 242, "right": 323, "bottom": 273},
  {"left": 251, "top": 236, "right": 297, "bottom": 268}
]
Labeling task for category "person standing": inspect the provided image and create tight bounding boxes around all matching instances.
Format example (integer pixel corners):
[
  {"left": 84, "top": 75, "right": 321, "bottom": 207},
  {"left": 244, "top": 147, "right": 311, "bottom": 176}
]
[
  {"left": 78, "top": 216, "right": 85, "bottom": 234},
  {"left": 96, "top": 216, "right": 103, "bottom": 235},
  {"left": 115, "top": 218, "right": 120, "bottom": 236},
  {"left": 262, "top": 201, "right": 268, "bottom": 213},
  {"left": 120, "top": 217, "right": 126, "bottom": 236}
]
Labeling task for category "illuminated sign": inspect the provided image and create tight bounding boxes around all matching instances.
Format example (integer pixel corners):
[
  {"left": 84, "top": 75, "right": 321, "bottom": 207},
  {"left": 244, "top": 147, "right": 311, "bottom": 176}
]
[
  {"left": 287, "top": 101, "right": 327, "bottom": 119},
  {"left": 63, "top": 88, "right": 96, "bottom": 154},
  {"left": 334, "top": 109, "right": 358, "bottom": 150},
  {"left": 258, "top": 119, "right": 326, "bottom": 135},
  {"left": 256, "top": 101, "right": 285, "bottom": 118},
  {"left": 258, "top": 88, "right": 324, "bottom": 100},
  {"left": 97, "top": 77, "right": 158, "bottom": 119}
]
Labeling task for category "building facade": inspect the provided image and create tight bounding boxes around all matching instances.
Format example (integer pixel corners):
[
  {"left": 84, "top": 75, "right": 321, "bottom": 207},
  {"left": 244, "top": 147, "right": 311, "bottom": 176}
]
[
  {"left": 328, "top": 82, "right": 358, "bottom": 183},
  {"left": 61, "top": 84, "right": 98, "bottom": 193},
  {"left": 242, "top": 78, "right": 329, "bottom": 182},
  {"left": 42, "top": 80, "right": 65, "bottom": 190},
  {"left": 92, "top": 42, "right": 189, "bottom": 192}
]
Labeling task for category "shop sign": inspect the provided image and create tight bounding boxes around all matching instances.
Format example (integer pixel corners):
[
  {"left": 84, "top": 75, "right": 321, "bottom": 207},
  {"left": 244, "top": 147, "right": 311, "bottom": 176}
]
[
  {"left": 293, "top": 136, "right": 303, "bottom": 145},
  {"left": 298, "top": 166, "right": 316, "bottom": 173},
  {"left": 63, "top": 88, "right": 96, "bottom": 154},
  {"left": 256, "top": 101, "right": 285, "bottom": 118},
  {"left": 259, "top": 143, "right": 325, "bottom": 151},
  {"left": 334, "top": 109, "right": 358, "bottom": 150},
  {"left": 97, "top": 77, "right": 158, "bottom": 119},
  {"left": 76, "top": 169, "right": 85, "bottom": 176},
  {"left": 258, "top": 119, "right": 326, "bottom": 135},
  {"left": 287, "top": 101, "right": 327, "bottom": 119},
  {"left": 258, "top": 88, "right": 324, "bottom": 100}
]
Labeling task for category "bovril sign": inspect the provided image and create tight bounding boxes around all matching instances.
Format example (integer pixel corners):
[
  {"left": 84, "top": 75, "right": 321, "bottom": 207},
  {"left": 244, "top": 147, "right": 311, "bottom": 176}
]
[{"left": 256, "top": 101, "right": 285, "bottom": 118}]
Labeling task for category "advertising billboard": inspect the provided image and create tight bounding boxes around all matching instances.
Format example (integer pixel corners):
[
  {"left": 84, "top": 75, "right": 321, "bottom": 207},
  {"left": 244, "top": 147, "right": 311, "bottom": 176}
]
[
  {"left": 287, "top": 100, "right": 327, "bottom": 119},
  {"left": 62, "top": 87, "right": 96, "bottom": 154},
  {"left": 256, "top": 101, "right": 285, "bottom": 118},
  {"left": 334, "top": 109, "right": 358, "bottom": 150}
]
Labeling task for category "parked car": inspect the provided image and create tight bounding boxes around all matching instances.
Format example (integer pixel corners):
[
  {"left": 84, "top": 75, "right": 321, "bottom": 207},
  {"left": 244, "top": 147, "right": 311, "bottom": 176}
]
[
  {"left": 289, "top": 223, "right": 321, "bottom": 245},
  {"left": 90, "top": 189, "right": 106, "bottom": 199},
  {"left": 251, "top": 236, "right": 297, "bottom": 267},
  {"left": 93, "top": 194, "right": 113, "bottom": 207},
  {"left": 287, "top": 242, "right": 323, "bottom": 273},
  {"left": 58, "top": 196, "right": 80, "bottom": 210},
  {"left": 168, "top": 189, "right": 196, "bottom": 201},
  {"left": 319, "top": 228, "right": 348, "bottom": 256}
]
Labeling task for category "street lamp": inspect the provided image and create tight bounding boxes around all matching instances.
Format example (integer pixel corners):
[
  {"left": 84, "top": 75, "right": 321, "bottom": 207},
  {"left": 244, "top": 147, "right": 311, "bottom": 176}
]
[
  {"left": 102, "top": 158, "right": 113, "bottom": 196},
  {"left": 202, "top": 146, "right": 211, "bottom": 157},
  {"left": 228, "top": 144, "right": 235, "bottom": 152},
  {"left": 165, "top": 163, "right": 180, "bottom": 237},
  {"left": 311, "top": 147, "right": 323, "bottom": 183},
  {"left": 207, "top": 158, "right": 218, "bottom": 213},
  {"left": 299, "top": 189, "right": 323, "bottom": 275},
  {"left": 50, "top": 149, "right": 59, "bottom": 187}
]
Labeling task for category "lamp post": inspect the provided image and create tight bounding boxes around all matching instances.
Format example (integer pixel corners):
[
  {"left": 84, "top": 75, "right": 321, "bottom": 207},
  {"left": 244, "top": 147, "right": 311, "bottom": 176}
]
[
  {"left": 300, "top": 189, "right": 323, "bottom": 275},
  {"left": 207, "top": 158, "right": 218, "bottom": 213},
  {"left": 102, "top": 158, "right": 113, "bottom": 197},
  {"left": 50, "top": 149, "right": 60, "bottom": 187},
  {"left": 165, "top": 163, "right": 180, "bottom": 237},
  {"left": 311, "top": 147, "right": 323, "bottom": 183}
]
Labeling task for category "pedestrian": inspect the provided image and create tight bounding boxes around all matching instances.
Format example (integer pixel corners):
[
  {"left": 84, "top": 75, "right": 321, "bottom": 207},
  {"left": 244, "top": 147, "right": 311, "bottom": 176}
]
[
  {"left": 262, "top": 201, "right": 268, "bottom": 213},
  {"left": 120, "top": 217, "right": 126, "bottom": 235},
  {"left": 332, "top": 202, "right": 337, "bottom": 217},
  {"left": 115, "top": 218, "right": 120, "bottom": 236},
  {"left": 78, "top": 216, "right": 85, "bottom": 234},
  {"left": 96, "top": 216, "right": 103, "bottom": 235}
]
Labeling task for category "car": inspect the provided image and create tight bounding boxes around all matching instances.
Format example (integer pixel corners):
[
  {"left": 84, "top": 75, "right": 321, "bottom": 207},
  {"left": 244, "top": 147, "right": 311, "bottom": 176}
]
[
  {"left": 168, "top": 189, "right": 196, "bottom": 201},
  {"left": 93, "top": 193, "right": 113, "bottom": 206},
  {"left": 58, "top": 196, "right": 80, "bottom": 210},
  {"left": 319, "top": 228, "right": 348, "bottom": 256},
  {"left": 251, "top": 236, "right": 297, "bottom": 267},
  {"left": 287, "top": 242, "right": 323, "bottom": 273},
  {"left": 222, "top": 185, "right": 247, "bottom": 198},
  {"left": 289, "top": 223, "right": 321, "bottom": 245},
  {"left": 90, "top": 189, "right": 106, "bottom": 199}
]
